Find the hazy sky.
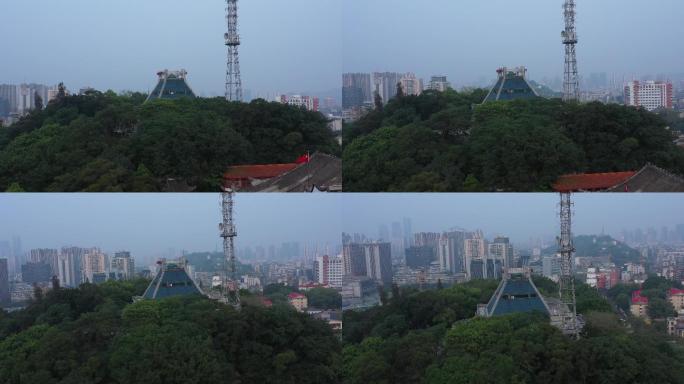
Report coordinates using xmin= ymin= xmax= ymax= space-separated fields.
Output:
xmin=1 ymin=0 xmax=342 ymax=97
xmin=341 ymin=194 xmax=684 ymax=247
xmin=343 ymin=0 xmax=684 ymax=86
xmin=2 ymin=193 xmax=683 ymax=265
xmin=1 ymin=193 xmax=344 ymax=265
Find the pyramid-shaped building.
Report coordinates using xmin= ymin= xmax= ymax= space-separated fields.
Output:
xmin=477 ymin=268 xmax=550 ymax=317
xmin=483 ymin=67 xmax=539 ymax=103
xmin=146 ymin=69 xmax=197 ymax=102
xmin=142 ymin=259 xmax=203 ymax=300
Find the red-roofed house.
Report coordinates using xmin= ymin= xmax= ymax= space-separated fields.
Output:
xmin=223 ymin=163 xmax=299 ymax=190
xmin=287 ymin=292 xmax=308 ymax=312
xmin=630 ymin=290 xmax=649 ymax=318
xmin=668 ymin=288 xmax=684 ymax=311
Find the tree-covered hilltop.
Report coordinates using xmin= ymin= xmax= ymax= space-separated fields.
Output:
xmin=342 ymin=279 xmax=684 ymax=383
xmin=542 ymin=234 xmax=642 ymax=266
xmin=0 ymin=280 xmax=342 ymax=384
xmin=342 ymin=89 xmax=684 ymax=192
xmin=0 ymin=91 xmax=339 ymax=192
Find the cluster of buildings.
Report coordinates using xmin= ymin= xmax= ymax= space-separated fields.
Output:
xmin=342 ymin=72 xmax=452 ymax=122
xmin=0 ymin=244 xmax=137 ymax=308
xmin=0 ymin=83 xmax=58 ymax=126
xmin=630 ymin=288 xmax=684 ymax=338
xmin=339 ymin=223 xmax=521 ymax=309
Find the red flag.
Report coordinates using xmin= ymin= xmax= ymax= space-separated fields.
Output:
xmin=296 ymin=153 xmax=310 ymax=164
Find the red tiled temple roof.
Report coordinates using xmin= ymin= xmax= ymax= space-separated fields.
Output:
xmin=224 ymin=163 xmax=299 ymax=180
xmin=553 ymin=171 xmax=636 ymax=192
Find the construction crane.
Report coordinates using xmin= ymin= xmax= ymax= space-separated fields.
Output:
xmin=219 ymin=189 xmax=240 ymax=308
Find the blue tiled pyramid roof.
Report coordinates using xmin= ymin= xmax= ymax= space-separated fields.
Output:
xmin=483 ymin=68 xmax=539 ymax=103
xmin=142 ymin=262 xmax=203 ymax=299
xmin=146 ymin=70 xmax=196 ymax=102
xmin=485 ymin=272 xmax=550 ymax=316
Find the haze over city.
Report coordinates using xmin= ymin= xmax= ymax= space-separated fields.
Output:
xmin=1 ymin=0 xmax=342 ymax=97
xmin=343 ymin=0 xmax=684 ymax=87
xmin=1 ymin=193 xmax=344 ymax=265
xmin=3 ymin=193 xmax=683 ymax=265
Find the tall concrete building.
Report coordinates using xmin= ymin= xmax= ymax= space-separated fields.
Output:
xmin=391 ymin=221 xmax=405 ymax=260
xmin=372 ymin=72 xmax=403 ymax=105
xmin=342 ymin=73 xmax=372 ymax=108
xmin=363 ymin=242 xmax=393 ymax=286
xmin=399 ymin=73 xmax=423 ymax=96
xmin=59 ymin=247 xmax=86 ymax=287
xmin=437 ymin=231 xmax=466 ymax=275
xmin=489 ymin=237 xmax=514 ymax=269
xmin=29 ymin=248 xmax=59 ymax=278
xmin=427 ymin=76 xmax=452 ymax=92
xmin=343 ymin=243 xmax=367 ymax=276
xmin=83 ymin=248 xmax=108 ymax=283
xmin=465 ymin=231 xmax=487 ymax=280
xmin=112 ymin=251 xmax=135 ymax=280
xmin=0 ymin=259 xmax=9 ymax=305
xmin=624 ymin=80 xmax=673 ymax=111
xmin=313 ymin=254 xmax=344 ymax=288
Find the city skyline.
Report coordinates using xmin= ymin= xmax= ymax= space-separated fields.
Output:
xmin=342 ymin=0 xmax=684 ymax=88
xmin=0 ymin=193 xmax=344 ymax=265
xmin=3 ymin=193 xmax=684 ymax=266
xmin=1 ymin=0 xmax=342 ymax=97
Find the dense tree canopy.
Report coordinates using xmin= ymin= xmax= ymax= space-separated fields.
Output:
xmin=343 ymin=90 xmax=684 ymax=191
xmin=0 ymin=281 xmax=341 ymax=384
xmin=342 ymin=278 xmax=684 ymax=383
xmin=0 ymin=92 xmax=339 ymax=191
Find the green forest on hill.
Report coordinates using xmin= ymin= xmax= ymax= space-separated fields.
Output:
xmin=0 ymin=280 xmax=341 ymax=384
xmin=341 ymin=278 xmax=684 ymax=384
xmin=342 ymin=89 xmax=684 ymax=192
xmin=0 ymin=92 xmax=338 ymax=192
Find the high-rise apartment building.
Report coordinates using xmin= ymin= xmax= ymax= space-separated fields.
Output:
xmin=465 ymin=231 xmax=486 ymax=280
xmin=624 ymin=80 xmax=673 ymax=111
xmin=372 ymin=72 xmax=403 ymax=105
xmin=29 ymin=248 xmax=59 ymax=277
xmin=59 ymin=247 xmax=86 ymax=287
xmin=399 ymin=73 xmax=423 ymax=96
xmin=427 ymin=76 xmax=452 ymax=92
xmin=111 ymin=251 xmax=135 ymax=280
xmin=489 ymin=237 xmax=514 ymax=269
xmin=0 ymin=259 xmax=9 ymax=304
xmin=437 ymin=231 xmax=467 ymax=275
xmin=363 ymin=242 xmax=393 ymax=286
xmin=313 ymin=254 xmax=344 ymax=288
xmin=342 ymin=73 xmax=372 ymax=107
xmin=343 ymin=243 xmax=367 ymax=276
xmin=83 ymin=248 xmax=108 ymax=283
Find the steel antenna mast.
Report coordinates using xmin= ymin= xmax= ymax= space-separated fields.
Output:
xmin=220 ymin=190 xmax=240 ymax=308
xmin=225 ymin=0 xmax=242 ymax=101
xmin=558 ymin=192 xmax=579 ymax=338
xmin=562 ymin=0 xmax=580 ymax=101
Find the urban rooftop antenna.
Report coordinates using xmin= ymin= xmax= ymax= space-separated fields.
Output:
xmin=219 ymin=190 xmax=240 ymax=308
xmin=225 ymin=0 xmax=242 ymax=101
xmin=558 ymin=192 xmax=579 ymax=338
xmin=562 ymin=0 xmax=580 ymax=101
